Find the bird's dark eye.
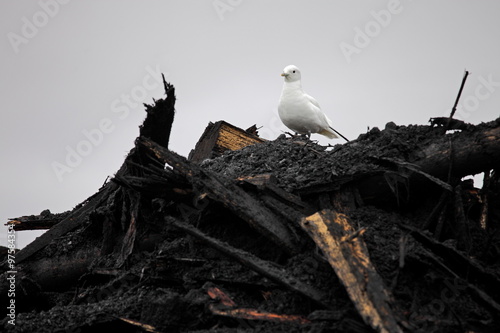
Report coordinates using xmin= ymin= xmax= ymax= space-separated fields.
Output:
xmin=292 ymin=70 xmax=296 ymax=73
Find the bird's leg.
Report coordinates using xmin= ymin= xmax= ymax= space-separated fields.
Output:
xmin=308 ymin=139 xmax=320 ymax=145
xmin=303 ymin=141 xmax=323 ymax=156
xmin=285 ymin=132 xmax=305 ymax=139
xmin=296 ymin=132 xmax=310 ymax=140
xmin=284 ymin=131 xmax=313 ymax=140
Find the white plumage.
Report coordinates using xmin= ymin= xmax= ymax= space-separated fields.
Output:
xmin=278 ymin=65 xmax=338 ymax=139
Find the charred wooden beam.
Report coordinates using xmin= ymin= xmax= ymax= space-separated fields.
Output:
xmin=415 ymin=122 xmax=500 ymax=180
xmin=6 ymin=218 xmax=60 ymax=231
xmin=6 ymin=209 xmax=67 ymax=231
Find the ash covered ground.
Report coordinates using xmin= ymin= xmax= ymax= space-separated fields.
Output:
xmin=202 ymin=122 xmax=447 ymax=191
xmin=4 ymin=120 xmax=500 ymax=333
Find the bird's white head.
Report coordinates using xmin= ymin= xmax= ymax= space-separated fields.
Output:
xmin=281 ymin=65 xmax=301 ymax=82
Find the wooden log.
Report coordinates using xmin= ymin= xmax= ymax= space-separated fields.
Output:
xmin=415 ymin=123 xmax=500 ymax=180
xmin=300 ymin=209 xmax=404 ymax=333
xmin=141 ymin=137 xmax=299 ymax=254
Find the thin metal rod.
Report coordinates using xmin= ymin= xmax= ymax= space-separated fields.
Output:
xmin=449 ymin=70 xmax=470 ymax=121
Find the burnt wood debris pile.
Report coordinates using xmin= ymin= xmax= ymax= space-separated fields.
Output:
xmin=2 ymin=78 xmax=500 ymax=333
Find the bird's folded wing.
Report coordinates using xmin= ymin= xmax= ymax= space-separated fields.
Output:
xmin=307 ymin=98 xmax=330 ymax=126
xmin=325 ymin=114 xmax=334 ymax=128
xmin=304 ymin=93 xmax=321 ymax=109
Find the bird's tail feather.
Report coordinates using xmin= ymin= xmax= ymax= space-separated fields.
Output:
xmin=318 ymin=128 xmax=339 ymax=139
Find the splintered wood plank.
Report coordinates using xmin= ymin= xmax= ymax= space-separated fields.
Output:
xmin=118 ymin=318 xmax=161 ymax=333
xmin=206 ymin=286 xmax=238 ymax=307
xmin=189 ymin=121 xmax=264 ymax=163
xmin=300 ymin=210 xmax=403 ymax=333
xmin=216 ymin=121 xmax=264 ymax=152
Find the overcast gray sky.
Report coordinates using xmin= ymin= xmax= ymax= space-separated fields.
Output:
xmin=1 ymin=0 xmax=500 ymax=249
